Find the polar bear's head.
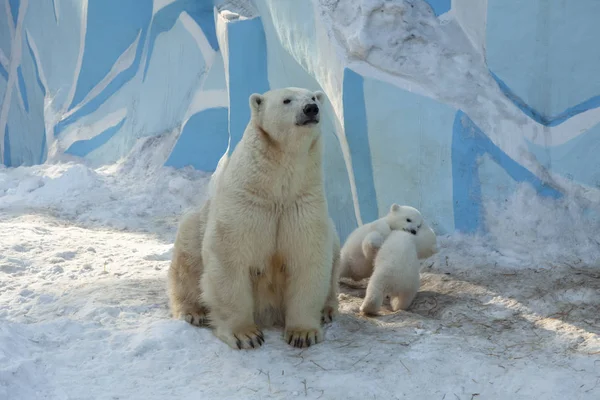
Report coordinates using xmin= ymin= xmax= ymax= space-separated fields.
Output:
xmin=384 ymin=204 xmax=423 ymax=235
xmin=414 ymin=223 xmax=438 ymax=260
xmin=249 ymin=87 xmax=325 ymax=148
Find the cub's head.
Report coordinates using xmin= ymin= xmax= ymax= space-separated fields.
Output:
xmin=385 ymin=204 xmax=423 ymax=235
xmin=249 ymin=87 xmax=325 ymax=148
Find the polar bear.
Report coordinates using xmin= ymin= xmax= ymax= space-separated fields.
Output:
xmin=168 ymin=87 xmax=339 ymax=350
xmin=339 ymin=204 xmax=424 ymax=281
xmin=359 ymin=223 xmax=438 ymax=315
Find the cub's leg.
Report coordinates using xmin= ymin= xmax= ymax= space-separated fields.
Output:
xmin=362 ymin=231 xmax=385 ymax=262
xmin=168 ymin=202 xmax=210 ymax=326
xmin=280 ymin=209 xmax=332 ymax=348
xmin=390 ymin=291 xmax=417 ymax=312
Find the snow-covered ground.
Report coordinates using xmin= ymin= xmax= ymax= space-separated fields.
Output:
xmin=1 ymin=139 xmax=599 ymax=400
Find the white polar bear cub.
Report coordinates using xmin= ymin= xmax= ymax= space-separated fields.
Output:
xmin=360 ymin=223 xmax=438 ymax=315
xmin=340 ymin=204 xmax=423 ymax=281
xmin=197 ymin=87 xmax=336 ymax=350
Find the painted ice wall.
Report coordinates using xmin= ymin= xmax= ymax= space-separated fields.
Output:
xmin=1 ymin=0 xmax=599 ymax=241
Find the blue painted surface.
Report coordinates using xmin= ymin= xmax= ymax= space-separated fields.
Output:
xmin=487 ymin=0 xmax=600 ymax=118
xmin=165 ymin=108 xmax=229 ymax=171
xmin=55 ymin=0 xmax=152 ymax=136
xmin=3 ymin=126 xmax=11 ymax=167
xmin=452 ymin=111 xmax=562 ymax=233
xmin=363 ymin=75 xmax=456 ymax=233
xmin=342 ymin=68 xmax=379 ymax=224
xmin=16 ymin=66 xmax=28 ymax=112
xmin=226 ymin=17 xmax=270 ymax=151
xmin=492 ymin=72 xmax=600 ymax=127
xmin=526 ymin=122 xmax=600 ymax=189
xmin=69 ymin=0 xmax=152 ymax=110
xmin=9 ymin=0 xmax=18 ymax=26
xmin=66 ymin=118 xmax=127 ymax=158
xmin=144 ymin=0 xmax=218 ymax=81
xmin=0 ymin=62 xmax=8 ymax=81
xmin=0 ymin=1 xmax=12 ymax=59
xmin=25 ymin=33 xmax=45 ymax=95
xmin=424 ymin=0 xmax=450 ymax=16
xmin=51 ymin=0 xmax=58 ymax=23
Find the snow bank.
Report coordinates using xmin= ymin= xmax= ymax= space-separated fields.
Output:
xmin=1 ymin=0 xmax=599 ymax=240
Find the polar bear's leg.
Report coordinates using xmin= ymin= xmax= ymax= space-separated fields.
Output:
xmin=360 ymin=266 xmax=386 ymax=315
xmin=280 ymin=214 xmax=331 ymax=348
xmin=390 ymin=291 xmax=417 ymax=311
xmin=201 ymin=255 xmax=264 ymax=350
xmin=167 ymin=250 xmax=208 ymax=326
xmin=168 ymin=204 xmax=210 ymax=326
xmin=322 ymin=221 xmax=341 ymax=324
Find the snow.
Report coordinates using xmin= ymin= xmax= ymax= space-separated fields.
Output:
xmin=1 ymin=136 xmax=599 ymax=399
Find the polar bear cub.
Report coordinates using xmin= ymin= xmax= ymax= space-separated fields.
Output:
xmin=340 ymin=204 xmax=423 ymax=281
xmin=169 ymin=87 xmax=338 ymax=350
xmin=360 ymin=222 xmax=438 ymax=315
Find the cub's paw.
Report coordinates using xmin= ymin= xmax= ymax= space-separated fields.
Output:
xmin=321 ymin=305 xmax=338 ymax=324
xmin=284 ymin=327 xmax=323 ymax=348
xmin=215 ymin=325 xmax=264 ymax=350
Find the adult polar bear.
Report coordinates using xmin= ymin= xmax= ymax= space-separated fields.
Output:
xmin=168 ymin=87 xmax=341 ymax=350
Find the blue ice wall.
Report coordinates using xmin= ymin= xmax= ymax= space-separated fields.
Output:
xmin=1 ymin=0 xmax=599 ymax=240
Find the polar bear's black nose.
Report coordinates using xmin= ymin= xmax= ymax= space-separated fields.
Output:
xmin=303 ymin=103 xmax=319 ymax=117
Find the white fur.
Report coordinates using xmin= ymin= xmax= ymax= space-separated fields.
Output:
xmin=339 ymin=204 xmax=424 ymax=281
xmin=360 ymin=224 xmax=438 ymax=315
xmin=168 ymin=87 xmax=338 ymax=350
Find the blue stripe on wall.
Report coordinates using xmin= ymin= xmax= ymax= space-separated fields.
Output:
xmin=424 ymin=0 xmax=451 ymax=16
xmin=8 ymin=0 xmax=18 ymax=26
xmin=65 ymin=117 xmax=127 ymax=157
xmin=491 ymin=71 xmax=600 ymax=127
xmin=0 ymin=62 xmax=8 ymax=81
xmin=226 ymin=17 xmax=270 ymax=151
xmin=3 ymin=125 xmax=11 ymax=167
xmin=68 ymin=0 xmax=153 ymax=111
xmin=342 ymin=68 xmax=379 ymax=224
xmin=452 ymin=111 xmax=562 ymax=233
xmin=165 ymin=107 xmax=229 ymax=171
xmin=25 ymin=33 xmax=46 ymax=96
xmin=17 ymin=66 xmax=29 ymax=112
xmin=55 ymin=0 xmax=152 ymax=136
xmin=143 ymin=0 xmax=218 ymax=81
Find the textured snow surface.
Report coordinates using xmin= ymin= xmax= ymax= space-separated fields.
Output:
xmin=1 ymin=141 xmax=598 ymax=399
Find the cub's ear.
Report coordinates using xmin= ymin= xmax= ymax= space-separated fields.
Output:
xmin=313 ymin=90 xmax=325 ymax=103
xmin=249 ymin=93 xmax=264 ymax=114
xmin=390 ymin=203 xmax=400 ymax=212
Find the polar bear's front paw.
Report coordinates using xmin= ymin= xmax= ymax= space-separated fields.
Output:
xmin=321 ymin=305 xmax=337 ymax=324
xmin=216 ymin=325 xmax=265 ymax=350
xmin=183 ymin=310 xmax=209 ymax=327
xmin=285 ymin=327 xmax=323 ymax=348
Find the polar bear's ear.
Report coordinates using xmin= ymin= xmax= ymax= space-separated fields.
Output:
xmin=390 ymin=203 xmax=400 ymax=212
xmin=313 ymin=91 xmax=325 ymax=103
xmin=249 ymin=93 xmax=264 ymax=114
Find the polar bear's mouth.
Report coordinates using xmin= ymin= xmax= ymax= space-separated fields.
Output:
xmin=403 ymin=227 xmax=418 ymax=235
xmin=296 ymin=115 xmax=319 ymax=126
xmin=297 ymin=118 xmax=319 ymax=126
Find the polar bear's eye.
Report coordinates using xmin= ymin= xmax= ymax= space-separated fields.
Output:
xmin=311 ymin=96 xmax=316 ymax=101
xmin=406 ymin=218 xmax=412 ymax=223
xmin=283 ymin=99 xmax=291 ymax=104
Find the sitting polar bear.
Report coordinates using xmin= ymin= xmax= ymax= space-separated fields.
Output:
xmin=167 ymin=87 xmax=341 ymax=350
xmin=339 ymin=204 xmax=424 ymax=281
xmin=360 ymin=221 xmax=438 ymax=315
